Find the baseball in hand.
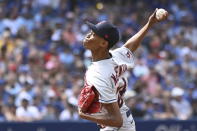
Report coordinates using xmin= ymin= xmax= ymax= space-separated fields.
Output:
xmin=156 ymin=8 xmax=168 ymax=20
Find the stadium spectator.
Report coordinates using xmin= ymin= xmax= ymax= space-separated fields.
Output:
xmin=16 ymin=98 xmax=41 ymax=122
xmin=170 ymin=87 xmax=192 ymax=120
xmin=4 ymin=104 xmax=19 ymax=121
xmin=59 ymin=100 xmax=79 ymax=121
xmin=42 ymin=104 xmax=58 ymax=121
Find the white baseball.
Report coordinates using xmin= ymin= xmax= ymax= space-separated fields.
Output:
xmin=156 ymin=8 xmax=167 ymax=20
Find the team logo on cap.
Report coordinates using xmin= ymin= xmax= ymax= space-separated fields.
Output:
xmin=104 ymin=34 xmax=109 ymax=39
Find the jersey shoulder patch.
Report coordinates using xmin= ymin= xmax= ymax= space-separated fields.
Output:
xmin=110 ymin=47 xmax=135 ymax=69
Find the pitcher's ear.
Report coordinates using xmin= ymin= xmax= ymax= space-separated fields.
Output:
xmin=100 ymin=40 xmax=108 ymax=48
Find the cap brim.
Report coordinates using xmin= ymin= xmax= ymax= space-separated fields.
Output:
xmin=86 ymin=21 xmax=99 ymax=34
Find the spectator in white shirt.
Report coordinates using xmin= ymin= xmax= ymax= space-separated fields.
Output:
xmin=59 ymin=101 xmax=79 ymax=121
xmin=16 ymin=98 xmax=41 ymax=122
xmin=170 ymin=87 xmax=192 ymax=120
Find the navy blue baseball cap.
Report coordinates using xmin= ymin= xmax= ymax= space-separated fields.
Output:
xmin=86 ymin=21 xmax=120 ymax=49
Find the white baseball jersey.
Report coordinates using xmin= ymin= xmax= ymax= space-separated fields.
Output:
xmin=84 ymin=47 xmax=136 ymax=131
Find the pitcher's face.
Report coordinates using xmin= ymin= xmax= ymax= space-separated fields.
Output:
xmin=83 ymin=31 xmax=106 ymax=50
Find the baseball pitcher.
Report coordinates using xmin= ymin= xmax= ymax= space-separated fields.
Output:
xmin=78 ymin=9 xmax=168 ymax=131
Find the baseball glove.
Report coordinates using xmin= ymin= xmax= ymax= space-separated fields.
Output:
xmin=78 ymin=85 xmax=101 ymax=113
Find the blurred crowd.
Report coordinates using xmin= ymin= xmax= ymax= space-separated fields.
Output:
xmin=0 ymin=0 xmax=197 ymax=122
